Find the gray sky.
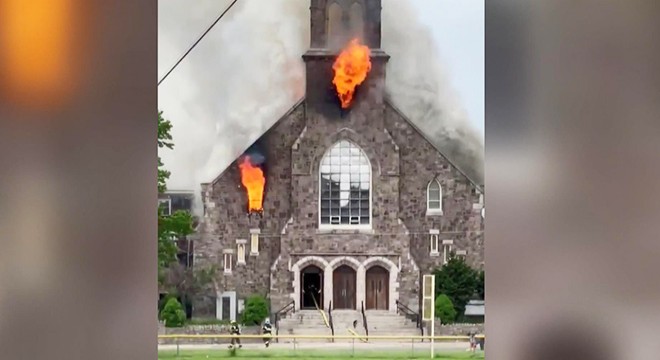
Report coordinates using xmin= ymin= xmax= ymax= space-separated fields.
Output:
xmin=409 ymin=0 xmax=484 ymax=138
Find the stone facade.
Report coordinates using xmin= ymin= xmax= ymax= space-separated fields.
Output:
xmin=194 ymin=0 xmax=484 ymax=320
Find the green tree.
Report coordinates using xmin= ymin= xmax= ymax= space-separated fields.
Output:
xmin=433 ymin=253 xmax=479 ymax=318
xmin=157 ymin=111 xmax=194 ymax=282
xmin=162 ymin=262 xmax=217 ymax=318
xmin=158 ymin=111 xmax=173 ymax=193
xmin=160 ymin=297 xmax=186 ymax=328
xmin=241 ymin=295 xmax=269 ymax=326
xmin=435 ymin=294 xmax=457 ymax=324
xmin=476 ymin=270 xmax=485 ymax=300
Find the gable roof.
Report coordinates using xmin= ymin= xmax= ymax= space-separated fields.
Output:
xmin=384 ymin=95 xmax=484 ymax=192
xmin=204 ymin=95 xmax=483 ymax=193
xmin=203 ymin=97 xmax=306 ymax=186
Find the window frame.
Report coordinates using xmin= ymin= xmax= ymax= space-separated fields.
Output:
xmin=430 ymin=230 xmax=440 ymax=256
xmin=426 ymin=179 xmax=443 ymax=216
xmin=442 ymin=239 xmax=453 ymax=265
xmin=158 ymin=198 xmax=172 ymax=216
xmin=223 ymin=251 xmax=233 ymax=274
xmin=236 ymin=239 xmax=247 ymax=265
xmin=318 ymin=140 xmax=372 ymax=230
xmin=249 ymin=229 xmax=260 ymax=255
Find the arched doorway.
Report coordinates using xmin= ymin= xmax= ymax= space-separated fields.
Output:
xmin=365 ymin=266 xmax=389 ymax=310
xmin=333 ymin=265 xmax=357 ymax=309
xmin=301 ymin=265 xmax=324 ymax=309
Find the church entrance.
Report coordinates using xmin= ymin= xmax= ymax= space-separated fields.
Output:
xmin=365 ymin=266 xmax=389 ymax=310
xmin=333 ymin=265 xmax=356 ymax=309
xmin=301 ymin=265 xmax=323 ymax=309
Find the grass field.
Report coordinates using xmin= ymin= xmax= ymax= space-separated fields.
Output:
xmin=158 ymin=349 xmax=485 ymax=359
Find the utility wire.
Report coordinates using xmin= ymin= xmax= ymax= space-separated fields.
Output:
xmin=158 ymin=0 xmax=239 ymax=86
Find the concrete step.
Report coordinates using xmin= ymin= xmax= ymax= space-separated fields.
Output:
xmin=281 ymin=321 xmax=327 ymax=325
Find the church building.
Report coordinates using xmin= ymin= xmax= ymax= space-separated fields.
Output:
xmin=194 ymin=0 xmax=484 ymax=323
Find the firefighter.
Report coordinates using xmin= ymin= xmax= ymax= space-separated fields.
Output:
xmin=228 ymin=320 xmax=242 ymax=349
xmin=468 ymin=331 xmax=478 ymax=353
xmin=262 ymin=318 xmax=273 ymax=348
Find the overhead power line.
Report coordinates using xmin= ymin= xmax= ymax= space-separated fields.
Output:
xmin=158 ymin=0 xmax=239 ymax=86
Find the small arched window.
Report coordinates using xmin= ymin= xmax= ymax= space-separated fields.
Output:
xmin=327 ymin=2 xmax=343 ymax=49
xmin=349 ymin=2 xmax=364 ymax=41
xmin=427 ymin=179 xmax=443 ymax=215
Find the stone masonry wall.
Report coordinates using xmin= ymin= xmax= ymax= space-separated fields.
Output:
xmin=268 ymin=54 xmax=420 ymax=312
xmin=195 ymin=102 xmax=306 ymax=310
xmin=384 ymin=103 xmax=484 ymax=274
xmin=196 ymin=37 xmax=484 ymax=319
xmin=432 ymin=323 xmax=485 ymax=336
xmin=158 ymin=324 xmax=262 ymax=344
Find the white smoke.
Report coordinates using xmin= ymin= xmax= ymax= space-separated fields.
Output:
xmin=381 ymin=0 xmax=484 ymax=183
xmin=158 ymin=0 xmax=483 ymax=215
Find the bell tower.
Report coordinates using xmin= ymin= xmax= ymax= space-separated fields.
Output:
xmin=309 ymin=0 xmax=383 ymax=51
xmin=303 ymin=0 xmax=389 ymax=115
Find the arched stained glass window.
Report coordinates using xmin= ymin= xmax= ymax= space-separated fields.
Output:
xmin=319 ymin=140 xmax=371 ymax=227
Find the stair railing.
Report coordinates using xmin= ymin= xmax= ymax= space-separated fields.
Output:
xmin=328 ymin=300 xmax=335 ymax=342
xmin=360 ymin=301 xmax=369 ymax=340
xmin=395 ymin=300 xmax=424 ymax=340
xmin=273 ymin=300 xmax=295 ymax=343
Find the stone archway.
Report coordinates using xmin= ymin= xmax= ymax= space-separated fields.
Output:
xmin=362 ymin=257 xmax=399 ymax=312
xmin=333 ymin=265 xmax=357 ymax=309
xmin=300 ymin=264 xmax=324 ymax=309
xmin=327 ymin=256 xmax=362 ymax=310
xmin=365 ymin=265 xmax=389 ymax=310
xmin=291 ymin=256 xmax=330 ymax=311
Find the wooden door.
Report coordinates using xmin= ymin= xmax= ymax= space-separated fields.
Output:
xmin=333 ymin=265 xmax=356 ymax=309
xmin=366 ymin=266 xmax=389 ymax=310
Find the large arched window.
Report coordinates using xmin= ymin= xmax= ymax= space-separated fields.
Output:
xmin=319 ymin=140 xmax=371 ymax=227
xmin=427 ymin=179 xmax=443 ymax=215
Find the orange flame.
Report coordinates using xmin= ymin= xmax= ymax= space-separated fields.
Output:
xmin=238 ymin=156 xmax=265 ymax=213
xmin=332 ymin=38 xmax=372 ymax=109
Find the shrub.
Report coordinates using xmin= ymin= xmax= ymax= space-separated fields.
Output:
xmin=158 ymin=294 xmax=176 ymax=318
xmin=435 ymin=294 xmax=457 ymax=324
xmin=241 ymin=295 xmax=269 ymax=326
xmin=160 ymin=297 xmax=186 ymax=328
xmin=433 ymin=255 xmax=479 ymax=317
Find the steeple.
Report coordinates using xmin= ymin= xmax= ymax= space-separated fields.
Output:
xmin=303 ymin=0 xmax=389 ymax=115
xmin=309 ymin=0 xmax=382 ymax=51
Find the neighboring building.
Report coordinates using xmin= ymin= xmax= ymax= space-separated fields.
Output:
xmin=159 ymin=190 xmax=197 ymax=268
xmin=158 ymin=190 xmax=197 ymax=318
xmin=194 ymin=0 xmax=484 ymax=322
xmin=464 ymin=299 xmax=485 ymax=323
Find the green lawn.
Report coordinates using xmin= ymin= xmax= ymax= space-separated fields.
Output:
xmin=158 ymin=349 xmax=485 ymax=359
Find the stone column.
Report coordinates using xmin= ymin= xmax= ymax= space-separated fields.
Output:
xmin=324 ymin=263 xmax=333 ymax=309
xmin=356 ymin=264 xmax=366 ymax=309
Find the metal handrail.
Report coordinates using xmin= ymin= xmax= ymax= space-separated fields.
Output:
xmin=360 ymin=301 xmax=369 ymax=338
xmin=158 ymin=334 xmax=485 ymax=340
xmin=273 ymin=300 xmax=295 ymax=343
xmin=395 ymin=300 xmax=424 ymax=339
xmin=327 ymin=301 xmax=335 ymax=342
